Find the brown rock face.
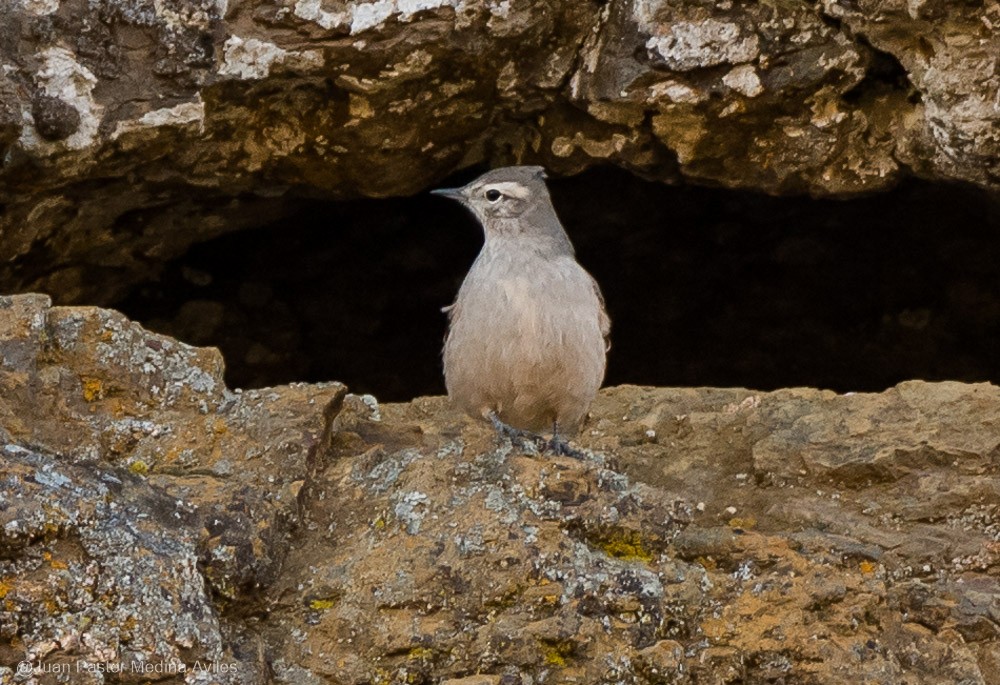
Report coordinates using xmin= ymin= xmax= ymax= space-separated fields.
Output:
xmin=2 ymin=294 xmax=998 ymax=683
xmin=0 ymin=0 xmax=999 ymax=303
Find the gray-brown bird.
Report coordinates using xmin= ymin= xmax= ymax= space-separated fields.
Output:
xmin=432 ymin=166 xmax=610 ymax=454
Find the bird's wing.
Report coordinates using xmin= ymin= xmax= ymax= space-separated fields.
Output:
xmin=591 ymin=275 xmax=612 ymax=352
xmin=441 ymin=300 xmax=460 ymax=343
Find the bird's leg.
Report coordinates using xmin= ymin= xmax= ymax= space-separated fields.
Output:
xmin=544 ymin=421 xmax=586 ymax=459
xmin=487 ymin=411 xmax=544 ymax=452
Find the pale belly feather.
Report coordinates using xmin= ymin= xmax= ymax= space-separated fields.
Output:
xmin=444 ymin=251 xmax=606 ymax=433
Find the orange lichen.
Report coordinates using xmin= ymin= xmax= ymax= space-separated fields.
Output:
xmin=43 ymin=552 xmax=68 ymax=570
xmin=82 ymin=377 xmax=104 ymax=402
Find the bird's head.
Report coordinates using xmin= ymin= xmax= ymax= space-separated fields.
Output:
xmin=431 ymin=165 xmax=553 ymax=222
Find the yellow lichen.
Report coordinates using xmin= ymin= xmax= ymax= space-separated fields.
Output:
xmin=728 ymin=517 xmax=757 ymax=530
xmin=540 ymin=641 xmax=573 ymax=667
xmin=696 ymin=556 xmax=717 ymax=571
xmin=82 ymin=377 xmax=104 ymax=402
xmin=309 ymin=598 xmax=335 ymax=611
xmin=859 ymin=560 xmax=876 ymax=575
xmin=406 ymin=647 xmax=433 ymax=661
xmin=129 ymin=460 xmax=149 ymax=476
xmin=598 ymin=530 xmax=654 ymax=562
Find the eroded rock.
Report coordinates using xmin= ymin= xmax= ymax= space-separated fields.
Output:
xmin=0 ymin=1 xmax=998 ymax=303
xmin=1 ymin=295 xmax=998 ymax=683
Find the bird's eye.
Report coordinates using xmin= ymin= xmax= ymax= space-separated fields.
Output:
xmin=485 ymin=189 xmax=502 ymax=202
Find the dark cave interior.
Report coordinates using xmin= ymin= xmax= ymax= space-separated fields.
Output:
xmin=112 ymin=166 xmax=1000 ymax=402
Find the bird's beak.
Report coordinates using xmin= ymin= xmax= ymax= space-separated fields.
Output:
xmin=430 ymin=187 xmax=465 ymax=202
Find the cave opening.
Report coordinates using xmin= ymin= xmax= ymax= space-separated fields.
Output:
xmin=112 ymin=166 xmax=1000 ymax=402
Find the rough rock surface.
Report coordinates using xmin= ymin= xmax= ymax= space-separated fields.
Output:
xmin=1 ymin=0 xmax=1000 ymax=302
xmin=0 ymin=293 xmax=345 ymax=683
xmin=1 ymin=294 xmax=999 ymax=684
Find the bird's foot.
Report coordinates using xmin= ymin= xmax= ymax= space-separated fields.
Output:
xmin=487 ymin=412 xmax=544 ymax=452
xmin=544 ymin=436 xmax=586 ymax=459
xmin=485 ymin=413 xmax=586 ymax=458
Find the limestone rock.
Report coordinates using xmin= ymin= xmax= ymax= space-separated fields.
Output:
xmin=0 ymin=1 xmax=999 ymax=303
xmin=1 ymin=294 xmax=999 ymax=683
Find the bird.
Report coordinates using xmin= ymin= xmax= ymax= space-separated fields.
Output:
xmin=432 ymin=165 xmax=610 ymax=455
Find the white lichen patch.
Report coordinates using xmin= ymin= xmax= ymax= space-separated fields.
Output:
xmin=294 ymin=0 xmax=460 ymax=35
xmin=351 ymin=0 xmax=396 ymax=32
xmin=19 ymin=0 xmax=60 ymax=15
xmin=393 ymin=491 xmax=430 ymax=534
xmin=294 ymin=0 xmax=349 ymax=29
xmin=722 ymin=64 xmax=764 ymax=97
xmin=646 ymin=20 xmax=760 ymax=71
xmin=21 ymin=47 xmax=103 ymax=152
xmin=359 ymin=394 xmax=382 ymax=421
xmin=111 ymin=98 xmax=206 ymax=140
xmin=486 ymin=0 xmax=512 ymax=18
xmin=219 ymin=36 xmax=288 ymax=80
xmin=153 ymin=0 xmax=220 ymax=30
xmin=398 ymin=0 xmax=455 ymax=17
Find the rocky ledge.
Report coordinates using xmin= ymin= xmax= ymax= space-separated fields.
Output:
xmin=3 ymin=0 xmax=1000 ymax=303
xmin=1 ymin=293 xmax=998 ymax=684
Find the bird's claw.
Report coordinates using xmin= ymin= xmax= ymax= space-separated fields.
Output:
xmin=487 ymin=412 xmax=585 ymax=458
xmin=544 ymin=437 xmax=585 ymax=459
xmin=489 ymin=412 xmax=530 ymax=439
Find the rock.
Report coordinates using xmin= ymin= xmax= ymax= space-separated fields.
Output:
xmin=635 ymin=639 xmax=684 ymax=683
xmin=0 ymin=1 xmax=999 ymax=302
xmin=441 ymin=677 xmax=503 ymax=685
xmin=1 ymin=443 xmax=232 ymax=683
xmin=30 ymin=94 xmax=81 ymax=141
xmin=0 ymin=294 xmax=345 ymax=681
xmin=1 ymin=295 xmax=999 ymax=682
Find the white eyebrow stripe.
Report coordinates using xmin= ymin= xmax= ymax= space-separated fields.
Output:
xmin=482 ymin=181 xmax=530 ymax=199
